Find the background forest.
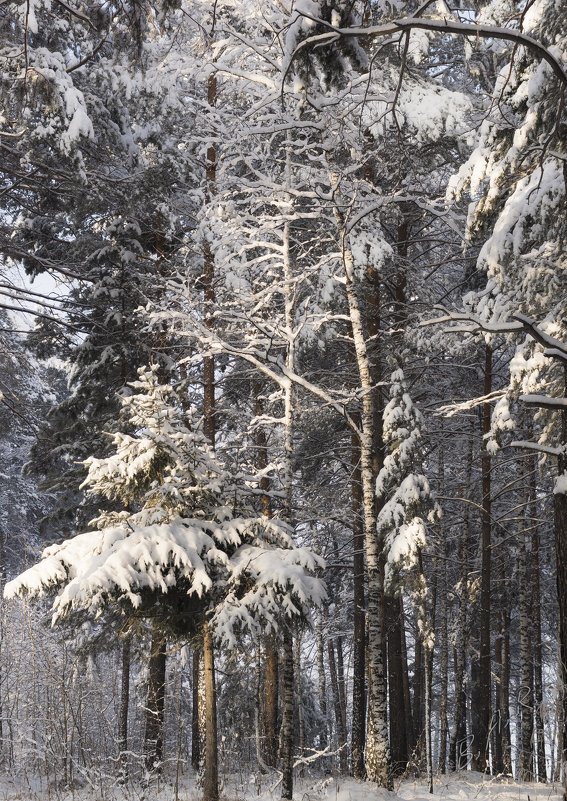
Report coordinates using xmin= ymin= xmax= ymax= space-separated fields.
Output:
xmin=0 ymin=1 xmax=566 ymax=800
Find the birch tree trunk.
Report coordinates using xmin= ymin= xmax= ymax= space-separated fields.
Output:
xmin=333 ymin=209 xmax=390 ymax=788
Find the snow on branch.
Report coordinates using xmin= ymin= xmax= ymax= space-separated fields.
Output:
xmin=285 ymin=14 xmax=567 ymax=89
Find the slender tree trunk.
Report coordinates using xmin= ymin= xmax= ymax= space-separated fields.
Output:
xmin=337 ymin=215 xmax=390 ymax=787
xmin=351 ymin=429 xmax=366 ymax=778
xmin=254 ymin=384 xmax=280 ymax=768
xmin=316 ymin=619 xmax=329 ymax=752
xmin=438 ymin=570 xmax=449 ymax=774
xmin=473 ymin=343 xmax=492 ymax=773
xmin=493 ymin=597 xmax=512 ymax=775
xmin=281 ymin=627 xmax=294 ymax=800
xmin=555 ymin=367 xmax=567 ymax=801
xmin=118 ymin=638 xmax=131 ymax=783
xmin=144 ymin=630 xmax=167 ymax=776
xmin=328 ymin=636 xmax=348 ymax=773
xmin=191 ymin=649 xmax=204 ymax=771
xmin=386 ymin=595 xmax=408 ymax=776
xmin=202 ymin=621 xmax=218 ymax=801
xmin=529 ymin=453 xmax=547 ymax=782
xmin=263 ymin=638 xmax=279 ymax=767
xmin=518 ymin=456 xmax=534 ymax=781
xmin=280 ymin=157 xmax=296 ymax=799
xmin=450 ymin=429 xmax=473 ymax=772
xmin=400 ymin=597 xmax=415 ymax=758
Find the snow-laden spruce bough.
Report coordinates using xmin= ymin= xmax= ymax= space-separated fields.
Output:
xmin=4 ymin=367 xmax=325 ymax=681
xmin=5 ymin=367 xmax=325 ymax=637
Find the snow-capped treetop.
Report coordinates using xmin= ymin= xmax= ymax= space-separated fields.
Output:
xmin=82 ymin=365 xmax=228 ymax=528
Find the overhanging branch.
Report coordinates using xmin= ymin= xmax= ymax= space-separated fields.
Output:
xmin=286 ymin=14 xmax=567 ymax=88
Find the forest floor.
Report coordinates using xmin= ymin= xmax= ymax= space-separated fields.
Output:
xmin=0 ymin=771 xmax=561 ymax=801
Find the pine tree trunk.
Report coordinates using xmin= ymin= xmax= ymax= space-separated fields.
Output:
xmin=328 ymin=636 xmax=348 ymax=773
xmin=438 ymin=573 xmax=449 ymax=774
xmin=400 ymin=597 xmax=415 ymax=758
xmin=316 ymin=619 xmax=329 ymax=752
xmin=203 ymin=621 xmax=218 ymax=801
xmin=518 ymin=462 xmax=534 ymax=781
xmin=192 ymin=648 xmax=203 ymax=771
xmin=263 ymin=637 xmax=279 ymax=767
xmin=144 ymin=629 xmax=167 ymax=776
xmin=475 ymin=343 xmax=492 ymax=773
xmin=449 ymin=429 xmax=473 ymax=772
xmin=386 ymin=596 xmax=408 ymax=776
xmin=280 ymin=627 xmax=294 ymax=800
xmin=118 ymin=637 xmax=130 ymax=783
xmin=555 ymin=376 xmax=567 ymax=801
xmin=351 ymin=429 xmax=366 ymax=778
xmin=529 ymin=455 xmax=547 ymax=782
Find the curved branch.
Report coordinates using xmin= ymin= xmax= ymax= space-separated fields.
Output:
xmin=287 ymin=15 xmax=567 ymax=88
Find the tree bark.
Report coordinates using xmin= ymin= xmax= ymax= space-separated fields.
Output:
xmin=144 ymin=629 xmax=167 ymax=776
xmin=202 ymin=621 xmax=218 ymax=801
xmin=386 ymin=595 xmax=408 ymax=776
xmin=473 ymin=343 xmax=492 ymax=773
xmin=118 ymin=637 xmax=130 ymax=783
xmin=555 ymin=367 xmax=567 ymax=801
xmin=518 ymin=456 xmax=534 ymax=781
xmin=529 ymin=454 xmax=547 ymax=782
xmin=351 ymin=429 xmax=366 ymax=778
xmin=280 ymin=627 xmax=294 ymax=800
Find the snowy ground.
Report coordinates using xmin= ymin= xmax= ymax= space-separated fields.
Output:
xmin=0 ymin=772 xmax=561 ymax=801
